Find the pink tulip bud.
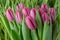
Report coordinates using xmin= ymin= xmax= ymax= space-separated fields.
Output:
xmin=19 ymin=2 xmax=24 ymax=9
xmin=39 ymin=8 xmax=44 ymax=15
xmin=22 ymin=7 xmax=30 ymax=16
xmin=42 ymin=12 xmax=50 ymax=23
xmin=49 ymin=8 xmax=55 ymax=20
xmin=41 ymin=4 xmax=48 ymax=13
xmin=16 ymin=11 xmax=23 ymax=24
xmin=16 ymin=5 xmax=19 ymax=11
xmin=25 ymin=16 xmax=37 ymax=30
xmin=30 ymin=8 xmax=36 ymax=19
xmin=39 ymin=8 xmax=45 ymax=22
xmin=6 ymin=8 xmax=14 ymax=22
xmin=49 ymin=8 xmax=55 ymax=25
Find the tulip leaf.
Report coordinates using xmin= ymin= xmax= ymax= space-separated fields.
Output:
xmin=36 ymin=11 xmax=42 ymax=40
xmin=16 ymin=23 xmax=23 ymax=40
xmin=31 ymin=30 xmax=38 ymax=40
xmin=0 ymin=14 xmax=21 ymax=40
xmin=42 ymin=22 xmax=52 ymax=40
xmin=0 ymin=14 xmax=13 ymax=40
xmin=11 ymin=29 xmax=20 ymax=40
xmin=22 ymin=17 xmax=31 ymax=40
xmin=56 ymin=0 xmax=60 ymax=40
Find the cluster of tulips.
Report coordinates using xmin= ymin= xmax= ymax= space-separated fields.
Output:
xmin=5 ymin=2 xmax=56 ymax=40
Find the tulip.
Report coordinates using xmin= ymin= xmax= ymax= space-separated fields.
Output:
xmin=30 ymin=8 xmax=36 ymax=19
xmin=16 ymin=5 xmax=20 ymax=11
xmin=49 ymin=8 xmax=55 ymax=25
xmin=41 ymin=4 xmax=48 ymax=13
xmin=16 ymin=11 xmax=23 ymax=24
xmin=25 ymin=16 xmax=37 ymax=30
xmin=19 ymin=2 xmax=24 ymax=9
xmin=39 ymin=8 xmax=44 ymax=15
xmin=42 ymin=12 xmax=50 ymax=23
xmin=38 ymin=8 xmax=45 ymax=22
xmin=5 ymin=8 xmax=14 ymax=22
xmin=49 ymin=8 xmax=55 ymax=21
xmin=22 ymin=7 xmax=30 ymax=16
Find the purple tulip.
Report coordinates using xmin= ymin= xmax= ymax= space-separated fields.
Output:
xmin=16 ymin=5 xmax=20 ymax=11
xmin=49 ymin=8 xmax=55 ymax=20
xmin=22 ymin=7 xmax=30 ymax=16
xmin=42 ymin=12 xmax=50 ymax=23
xmin=30 ymin=8 xmax=36 ymax=19
xmin=41 ymin=4 xmax=48 ymax=13
xmin=19 ymin=2 xmax=24 ymax=9
xmin=5 ymin=8 xmax=14 ymax=22
xmin=39 ymin=8 xmax=44 ymax=15
xmin=49 ymin=8 xmax=56 ymax=25
xmin=25 ymin=16 xmax=37 ymax=30
xmin=16 ymin=11 xmax=23 ymax=24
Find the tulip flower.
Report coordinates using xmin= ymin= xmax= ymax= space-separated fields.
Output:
xmin=42 ymin=12 xmax=50 ymax=23
xmin=49 ymin=8 xmax=55 ymax=25
xmin=39 ymin=8 xmax=44 ymax=15
xmin=16 ymin=5 xmax=20 ymax=11
xmin=30 ymin=8 xmax=36 ymax=19
xmin=19 ymin=2 xmax=24 ymax=9
xmin=25 ymin=16 xmax=37 ymax=30
xmin=16 ymin=11 xmax=23 ymax=24
xmin=49 ymin=8 xmax=55 ymax=21
xmin=41 ymin=4 xmax=48 ymax=13
xmin=22 ymin=7 xmax=30 ymax=16
xmin=5 ymin=8 xmax=14 ymax=22
xmin=39 ymin=8 xmax=45 ymax=22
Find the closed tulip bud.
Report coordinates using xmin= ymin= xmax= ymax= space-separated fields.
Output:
xmin=16 ymin=5 xmax=19 ymax=11
xmin=19 ymin=2 xmax=24 ymax=9
xmin=42 ymin=12 xmax=50 ymax=23
xmin=30 ymin=8 xmax=36 ymax=19
xmin=39 ymin=8 xmax=44 ymax=15
xmin=39 ymin=8 xmax=45 ymax=22
xmin=16 ymin=11 xmax=23 ymax=24
xmin=49 ymin=8 xmax=55 ymax=20
xmin=41 ymin=4 xmax=48 ymax=13
xmin=22 ymin=7 xmax=30 ymax=16
xmin=6 ymin=8 xmax=14 ymax=22
xmin=49 ymin=8 xmax=55 ymax=25
xmin=16 ymin=11 xmax=23 ymax=23
xmin=25 ymin=16 xmax=37 ymax=30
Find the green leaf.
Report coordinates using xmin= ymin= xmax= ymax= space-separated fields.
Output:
xmin=22 ymin=17 xmax=31 ymax=40
xmin=0 ymin=14 xmax=21 ymax=40
xmin=36 ymin=11 xmax=43 ymax=40
xmin=31 ymin=30 xmax=38 ymax=40
xmin=42 ymin=22 xmax=52 ymax=40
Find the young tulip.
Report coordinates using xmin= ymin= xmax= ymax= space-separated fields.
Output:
xmin=42 ymin=12 xmax=50 ymax=23
xmin=39 ymin=8 xmax=44 ymax=15
xmin=16 ymin=5 xmax=20 ymax=11
xmin=25 ymin=16 xmax=37 ymax=30
xmin=41 ymin=4 xmax=48 ymax=13
xmin=19 ymin=2 xmax=24 ymax=9
xmin=30 ymin=8 xmax=36 ymax=19
xmin=5 ymin=8 xmax=14 ymax=22
xmin=16 ymin=11 xmax=23 ymax=24
xmin=49 ymin=8 xmax=55 ymax=21
xmin=22 ymin=7 xmax=30 ymax=16
xmin=49 ymin=8 xmax=55 ymax=25
xmin=39 ymin=8 xmax=45 ymax=22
